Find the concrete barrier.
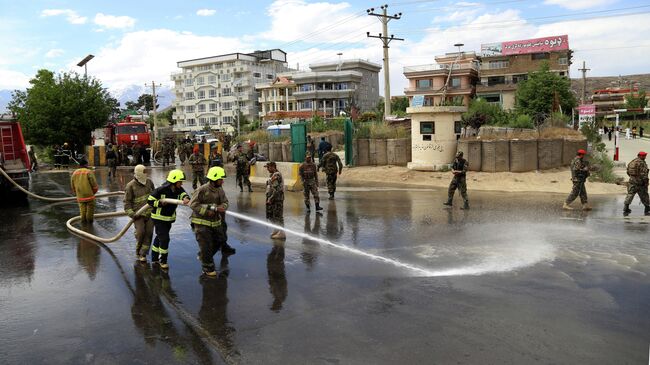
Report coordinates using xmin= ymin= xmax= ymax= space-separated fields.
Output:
xmin=356 ymin=138 xmax=370 ymax=166
xmin=269 ymin=142 xmax=283 ymax=162
xmin=351 ymin=139 xmax=358 ymax=166
xmin=481 ymin=140 xmax=509 ymax=172
xmin=86 ymin=145 xmax=107 ymax=166
xmin=259 ymin=142 xmax=269 ymax=160
xmin=562 ymin=139 xmax=588 ymax=165
xmin=369 ymin=139 xmax=387 ymax=165
xmin=281 ymin=143 xmax=291 ymax=162
xmin=249 ymin=161 xmax=302 ymax=191
xmin=510 ymin=139 xmax=538 ymax=172
xmin=387 ymin=138 xmax=409 ymax=165
xmin=538 ymin=139 xmax=563 ymax=170
xmin=457 ymin=140 xmax=482 ymax=171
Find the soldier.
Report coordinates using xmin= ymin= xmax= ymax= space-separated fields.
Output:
xmin=162 ymin=138 xmax=171 ymax=167
xmin=70 ymin=157 xmax=98 ymax=223
xmin=119 ymin=144 xmax=128 ymax=166
xmin=563 ymin=149 xmax=591 ymax=211
xmin=177 ymin=142 xmax=187 ymax=166
xmin=265 ymin=161 xmax=286 ymax=240
xmin=28 ymin=146 xmax=38 ymax=171
xmin=188 ymin=146 xmax=207 ymax=189
xmin=318 ymin=146 xmax=343 ymax=200
xmin=208 ymin=148 xmax=223 ymax=168
xmin=190 ymin=166 xmax=229 ymax=277
xmin=147 ymin=169 xmax=190 ymax=269
xmin=306 ymin=135 xmax=316 ymax=160
xmin=443 ymin=151 xmax=469 ymax=209
xmin=124 ymin=165 xmax=155 ymax=262
xmin=299 ymin=153 xmax=323 ymax=212
xmin=106 ymin=143 xmax=117 ymax=178
xmin=623 ymin=151 xmax=650 ymax=216
xmin=132 ymin=142 xmax=142 ymax=166
xmin=234 ymin=144 xmax=252 ymax=192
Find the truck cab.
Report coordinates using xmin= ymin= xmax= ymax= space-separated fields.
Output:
xmin=0 ymin=119 xmax=31 ymax=197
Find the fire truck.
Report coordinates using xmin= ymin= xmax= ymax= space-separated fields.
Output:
xmin=104 ymin=115 xmax=151 ymax=148
xmin=0 ymin=117 xmax=31 ymax=197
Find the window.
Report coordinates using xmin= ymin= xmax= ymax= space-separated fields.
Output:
xmin=512 ymin=74 xmax=528 ymax=84
xmin=209 ymin=117 xmax=218 ymax=125
xmin=222 ymin=88 xmax=231 ymax=96
xmin=209 ymin=89 xmax=217 ymax=98
xmin=223 ymin=116 xmax=233 ymax=124
xmin=416 ymin=79 xmax=432 ymax=89
xmin=222 ymin=102 xmax=232 ymax=110
xmin=199 ymin=117 xmax=207 ymax=126
xmin=238 ymin=101 xmax=245 ymax=107
xmin=450 ymin=77 xmax=461 ymax=89
xmin=253 ymin=72 xmax=261 ymax=78
xmin=558 ymin=57 xmax=568 ymax=65
xmin=196 ymin=77 xmax=204 ymax=86
xmin=481 ymin=94 xmax=501 ymax=104
xmin=335 ymin=83 xmax=349 ymax=90
xmin=488 ymin=60 xmax=509 ymax=69
xmin=221 ymin=75 xmax=231 ymax=82
xmin=300 ymin=100 xmax=313 ymax=110
xmin=226 ymin=61 xmax=235 ymax=67
xmin=209 ymin=103 xmax=218 ymax=112
xmin=185 ymin=92 xmax=195 ymax=100
xmin=208 ymin=75 xmax=217 ymax=84
xmin=215 ymin=63 xmax=222 ymax=69
xmin=454 ymin=121 xmax=462 ymax=135
xmin=184 ymin=79 xmax=193 ymax=86
xmin=266 ymin=74 xmax=273 ymax=80
xmin=197 ymin=90 xmax=205 ymax=99
xmin=198 ymin=104 xmax=206 ymax=112
xmin=117 ymin=125 xmax=146 ymax=134
xmin=531 ymin=52 xmax=549 ymax=60
xmin=185 ymin=105 xmax=195 ymax=113
xmin=187 ymin=118 xmax=196 ymax=126
xmin=299 ymin=84 xmax=313 ymax=92
xmin=487 ymin=76 xmax=505 ymax=86
xmin=420 ymin=121 xmax=434 ymax=134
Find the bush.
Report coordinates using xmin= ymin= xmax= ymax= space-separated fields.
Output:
xmin=510 ymin=114 xmax=534 ymax=129
xmin=357 ymin=112 xmax=377 ymax=123
xmin=234 ymin=129 xmax=288 ymax=144
xmin=355 ymin=122 xmax=408 ymax=139
xmin=589 ymin=151 xmax=619 ymax=183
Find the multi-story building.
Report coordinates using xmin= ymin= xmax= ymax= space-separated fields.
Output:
xmin=477 ymin=35 xmax=571 ymax=110
xmin=257 ymin=59 xmax=381 ymax=121
xmin=171 ymin=49 xmax=289 ymax=133
xmin=403 ymin=52 xmax=480 ymax=107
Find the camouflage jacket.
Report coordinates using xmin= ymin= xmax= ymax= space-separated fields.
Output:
xmin=319 ymin=152 xmax=343 ymax=174
xmin=266 ymin=171 xmax=284 ymax=202
xmin=235 ymin=152 xmax=250 ymax=172
xmin=452 ymin=157 xmax=468 ymax=177
xmin=570 ymin=156 xmax=590 ymax=182
xmin=124 ymin=178 xmax=155 ymax=218
xmin=627 ymin=157 xmax=649 ymax=186
xmin=188 ymin=153 xmax=207 ymax=172
xmin=299 ymin=161 xmax=318 ymax=184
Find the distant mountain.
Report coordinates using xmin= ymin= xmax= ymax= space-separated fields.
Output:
xmin=0 ymin=85 xmax=175 ymax=113
xmin=571 ymin=73 xmax=650 ymax=100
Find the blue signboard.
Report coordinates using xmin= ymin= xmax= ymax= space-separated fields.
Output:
xmin=411 ymin=95 xmax=424 ymax=107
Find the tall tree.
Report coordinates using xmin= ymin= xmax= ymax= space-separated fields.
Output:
xmin=8 ymin=69 xmax=113 ymax=149
xmin=515 ymin=62 xmax=576 ymax=117
xmin=625 ymin=91 xmax=648 ymax=109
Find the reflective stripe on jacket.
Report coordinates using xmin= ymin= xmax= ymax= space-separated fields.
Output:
xmin=147 ymin=182 xmax=188 ymax=222
xmin=189 ymin=183 xmax=229 ymax=227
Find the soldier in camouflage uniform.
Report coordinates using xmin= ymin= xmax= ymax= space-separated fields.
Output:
xmin=188 ymin=146 xmax=207 ymax=189
xmin=443 ymin=151 xmax=469 ymax=209
xmin=234 ymin=144 xmax=252 ymax=192
xmin=265 ymin=162 xmax=286 ymax=240
xmin=177 ymin=142 xmax=187 ymax=166
xmin=299 ymin=153 xmax=323 ymax=213
xmin=563 ymin=149 xmax=591 ymax=211
xmin=161 ymin=138 xmax=171 ymax=167
xmin=318 ymin=146 xmax=343 ymax=200
xmin=623 ymin=151 xmax=649 ymax=216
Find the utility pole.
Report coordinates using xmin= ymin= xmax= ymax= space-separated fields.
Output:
xmin=367 ymin=4 xmax=403 ymax=119
xmin=578 ymin=61 xmax=590 ymax=104
xmin=145 ymin=81 xmax=162 ymax=143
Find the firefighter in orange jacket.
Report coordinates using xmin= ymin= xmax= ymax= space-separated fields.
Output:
xmin=71 ymin=157 xmax=99 ymax=223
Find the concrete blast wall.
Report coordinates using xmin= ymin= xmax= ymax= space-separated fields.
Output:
xmin=481 ymin=140 xmax=510 ymax=172
xmin=457 ymin=140 xmax=482 ymax=171
xmin=282 ymin=143 xmax=292 ymax=162
xmin=510 ymin=139 xmax=538 ymax=172
xmin=357 ymin=139 xmax=370 ymax=166
xmin=537 ymin=139 xmax=563 ymax=170
xmin=259 ymin=143 xmax=269 ymax=160
xmin=562 ymin=140 xmax=588 ymax=165
xmin=269 ymin=142 xmax=283 ymax=162
xmin=369 ymin=139 xmax=388 ymax=166
xmin=387 ymin=139 xmax=409 ymax=165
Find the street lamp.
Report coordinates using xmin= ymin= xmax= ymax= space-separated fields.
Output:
xmin=76 ymin=54 xmax=95 ymax=77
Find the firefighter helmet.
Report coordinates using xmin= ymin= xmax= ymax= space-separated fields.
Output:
xmin=206 ymin=166 xmax=226 ymax=181
xmin=167 ymin=169 xmax=186 ymax=183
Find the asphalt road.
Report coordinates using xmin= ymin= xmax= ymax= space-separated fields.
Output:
xmin=1 ymin=166 xmax=649 ymax=364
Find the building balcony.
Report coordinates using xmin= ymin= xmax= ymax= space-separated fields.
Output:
xmin=403 ymin=63 xmax=478 ymax=75
xmin=404 ymin=86 xmax=474 ymax=95
xmin=476 ymin=82 xmax=518 ymax=93
xmin=293 ymin=89 xmax=354 ymax=99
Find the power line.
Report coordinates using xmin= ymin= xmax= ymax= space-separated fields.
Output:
xmin=277 ymin=10 xmax=368 ymax=50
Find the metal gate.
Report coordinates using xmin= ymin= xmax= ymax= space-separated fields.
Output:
xmin=290 ymin=123 xmax=307 ymax=163
xmin=344 ymin=118 xmax=353 ymax=166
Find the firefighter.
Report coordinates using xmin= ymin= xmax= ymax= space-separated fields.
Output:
xmin=147 ymin=169 xmax=190 ymax=269
xmin=124 ymin=165 xmax=155 ymax=262
xmin=70 ymin=157 xmax=98 ymax=223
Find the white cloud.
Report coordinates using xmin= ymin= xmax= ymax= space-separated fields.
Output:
xmin=73 ymin=29 xmax=251 ymax=90
xmin=45 ymin=49 xmax=64 ymax=58
xmin=40 ymin=9 xmax=87 ymax=24
xmin=196 ymin=9 xmax=217 ymax=16
xmin=543 ymin=0 xmax=615 ymax=10
xmin=94 ymin=13 xmax=136 ymax=29
xmin=0 ymin=68 xmax=30 ymax=90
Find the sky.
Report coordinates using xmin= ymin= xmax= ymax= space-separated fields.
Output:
xmin=1 ymin=0 xmax=649 ymax=98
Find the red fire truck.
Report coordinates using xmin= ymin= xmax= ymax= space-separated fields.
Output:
xmin=104 ymin=115 xmax=151 ymax=148
xmin=0 ymin=118 xmax=31 ymax=197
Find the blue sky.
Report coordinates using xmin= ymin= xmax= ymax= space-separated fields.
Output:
xmin=1 ymin=0 xmax=649 ymax=96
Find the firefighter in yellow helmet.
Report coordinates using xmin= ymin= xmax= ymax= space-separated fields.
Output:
xmin=190 ymin=166 xmax=229 ymax=277
xmin=146 ymin=169 xmax=190 ymax=269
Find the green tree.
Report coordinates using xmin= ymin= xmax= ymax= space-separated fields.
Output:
xmin=8 ymin=69 xmax=113 ymax=150
xmin=158 ymin=107 xmax=175 ymax=126
xmin=391 ymin=96 xmax=409 ymax=116
xmin=515 ymin=62 xmax=576 ymax=117
xmin=625 ymin=91 xmax=647 ymax=108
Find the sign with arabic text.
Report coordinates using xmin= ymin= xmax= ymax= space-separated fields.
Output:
xmin=481 ymin=35 xmax=569 ymax=56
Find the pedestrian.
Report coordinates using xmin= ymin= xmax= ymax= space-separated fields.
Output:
xmin=234 ymin=144 xmax=252 ymax=192
xmin=190 ymin=166 xmax=229 ymax=277
xmin=443 ymin=151 xmax=469 ymax=209
xmin=124 ymin=164 xmax=155 ymax=262
xmin=146 ymin=169 xmax=190 ymax=269
xmin=563 ymin=149 xmax=591 ymax=211
xmin=299 ymin=153 xmax=323 ymax=212
xmin=28 ymin=146 xmax=38 ymax=171
xmin=188 ymin=146 xmax=207 ymax=190
xmin=70 ymin=157 xmax=98 ymax=223
xmin=623 ymin=151 xmax=650 ymax=216
xmin=625 ymin=127 xmax=631 ymax=140
xmin=307 ymin=135 xmax=316 ymax=159
xmin=632 ymin=127 xmax=637 ymax=139
xmin=106 ymin=143 xmax=117 ymax=178
xmin=317 ymin=137 xmax=331 ymax=161
xmin=640 ymin=126 xmax=645 ymax=138
xmin=608 ymin=127 xmax=613 ymax=141
xmin=318 ymin=146 xmax=343 ymax=200
xmin=265 ymin=161 xmax=286 ymax=240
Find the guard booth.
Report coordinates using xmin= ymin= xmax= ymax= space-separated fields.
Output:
xmin=290 ymin=123 xmax=307 ymax=163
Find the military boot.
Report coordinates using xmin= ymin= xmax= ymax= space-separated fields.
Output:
xmin=461 ymin=200 xmax=469 ymax=210
xmin=248 ymin=184 xmax=253 ymax=192
xmin=315 ymin=202 xmax=323 ymax=211
xmin=305 ymin=202 xmax=311 ymax=212
xmin=329 ymin=192 xmax=335 ymax=200
xmin=645 ymin=205 xmax=650 ymax=216
xmin=562 ymin=202 xmax=574 ymax=210
xmin=623 ymin=204 xmax=631 ymax=216
xmin=582 ymin=203 xmax=592 ymax=211
xmin=239 ymin=184 xmax=243 ymax=192
xmin=443 ymin=198 xmax=453 ymax=206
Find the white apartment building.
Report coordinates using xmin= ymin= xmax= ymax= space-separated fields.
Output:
xmin=171 ymin=49 xmax=289 ymax=133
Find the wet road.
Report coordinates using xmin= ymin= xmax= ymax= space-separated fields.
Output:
xmin=1 ymin=166 xmax=649 ymax=364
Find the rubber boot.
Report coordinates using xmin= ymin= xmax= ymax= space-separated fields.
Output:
xmin=274 ymin=230 xmax=287 ymax=240
xmin=248 ymin=184 xmax=253 ymax=192
xmin=623 ymin=204 xmax=631 ymax=216
xmin=645 ymin=205 xmax=650 ymax=216
xmin=562 ymin=202 xmax=574 ymax=210
xmin=315 ymin=202 xmax=323 ymax=211
xmin=582 ymin=203 xmax=592 ymax=211
xmin=239 ymin=184 xmax=243 ymax=192
xmin=461 ymin=200 xmax=469 ymax=210
xmin=443 ymin=198 xmax=453 ymax=206
xmin=221 ymin=243 xmax=236 ymax=255
xmin=329 ymin=192 xmax=335 ymax=200
xmin=305 ymin=202 xmax=311 ymax=213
